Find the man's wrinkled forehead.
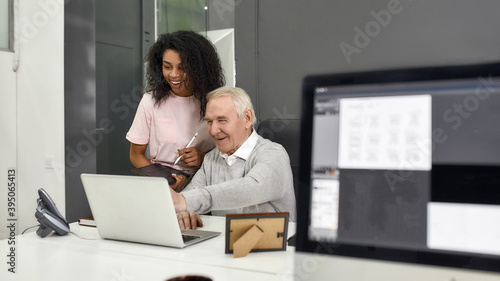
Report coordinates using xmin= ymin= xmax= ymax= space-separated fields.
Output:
xmin=205 ymin=96 xmax=237 ymax=118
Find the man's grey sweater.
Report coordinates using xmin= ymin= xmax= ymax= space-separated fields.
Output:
xmin=182 ymin=135 xmax=297 ymax=221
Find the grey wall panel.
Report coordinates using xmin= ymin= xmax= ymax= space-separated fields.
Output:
xmin=234 ymin=0 xmax=259 ymax=115
xmin=95 ymin=0 xmax=141 ymax=47
xmin=95 ymin=0 xmax=142 ymax=177
xmin=65 ymin=0 xmax=142 ymax=222
xmin=257 ymin=0 xmax=346 ymax=121
xmin=96 ymin=43 xmax=140 ymax=176
xmin=235 ymin=0 xmax=500 ymax=175
xmin=143 ymin=0 xmax=155 ymax=72
xmin=234 ymin=0 xmax=500 ymax=200
xmin=256 ymin=0 xmax=500 ymax=120
xmin=64 ymin=0 xmax=96 ymax=222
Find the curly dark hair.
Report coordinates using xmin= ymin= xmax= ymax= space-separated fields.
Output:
xmin=145 ymin=30 xmax=225 ymax=117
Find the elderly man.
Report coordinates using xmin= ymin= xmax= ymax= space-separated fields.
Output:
xmin=170 ymin=86 xmax=296 ymax=229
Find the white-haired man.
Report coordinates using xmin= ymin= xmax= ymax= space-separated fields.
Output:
xmin=170 ymin=86 xmax=297 ymax=229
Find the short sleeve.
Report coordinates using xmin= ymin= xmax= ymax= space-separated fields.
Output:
xmin=126 ymin=94 xmax=153 ymax=145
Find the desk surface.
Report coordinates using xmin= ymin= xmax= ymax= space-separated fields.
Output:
xmin=1 ymin=215 xmax=296 ymax=281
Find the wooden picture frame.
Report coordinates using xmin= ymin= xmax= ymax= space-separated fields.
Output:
xmin=225 ymin=212 xmax=289 ymax=257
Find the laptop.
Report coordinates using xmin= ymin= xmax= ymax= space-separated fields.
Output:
xmin=80 ymin=173 xmax=221 ymax=248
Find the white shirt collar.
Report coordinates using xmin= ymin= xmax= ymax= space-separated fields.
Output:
xmin=220 ymin=130 xmax=258 ymax=166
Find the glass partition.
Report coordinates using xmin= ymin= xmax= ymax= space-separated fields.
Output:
xmin=157 ymin=0 xmax=207 ymax=36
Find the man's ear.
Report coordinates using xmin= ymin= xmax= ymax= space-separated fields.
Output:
xmin=244 ymin=108 xmax=254 ymax=129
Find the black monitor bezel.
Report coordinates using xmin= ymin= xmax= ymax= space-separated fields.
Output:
xmin=296 ymin=62 xmax=500 ymax=273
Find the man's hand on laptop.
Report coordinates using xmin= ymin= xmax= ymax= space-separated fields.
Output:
xmin=176 ymin=211 xmax=203 ymax=230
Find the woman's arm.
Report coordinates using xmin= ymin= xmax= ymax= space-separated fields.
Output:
xmin=129 ymin=143 xmax=152 ymax=168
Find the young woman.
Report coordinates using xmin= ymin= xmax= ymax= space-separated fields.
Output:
xmin=126 ymin=31 xmax=225 ymax=189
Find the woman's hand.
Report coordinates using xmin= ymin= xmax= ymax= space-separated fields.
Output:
xmin=177 ymin=147 xmax=205 ymax=167
xmin=170 ymin=174 xmax=187 ymax=191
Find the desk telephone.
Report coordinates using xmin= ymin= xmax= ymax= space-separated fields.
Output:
xmin=35 ymin=188 xmax=70 ymax=238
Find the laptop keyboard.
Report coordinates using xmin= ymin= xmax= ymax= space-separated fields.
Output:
xmin=182 ymin=234 xmax=200 ymax=243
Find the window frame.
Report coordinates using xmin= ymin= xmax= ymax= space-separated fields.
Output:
xmin=1 ymin=0 xmax=13 ymax=52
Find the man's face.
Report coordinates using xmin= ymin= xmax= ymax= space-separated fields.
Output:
xmin=204 ymin=96 xmax=252 ymax=155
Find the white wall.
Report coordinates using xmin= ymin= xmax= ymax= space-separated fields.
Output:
xmin=0 ymin=0 xmax=64 ymax=239
xmin=0 ymin=50 xmax=17 ymax=239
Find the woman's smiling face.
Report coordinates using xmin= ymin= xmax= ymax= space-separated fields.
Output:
xmin=162 ymin=49 xmax=191 ymax=97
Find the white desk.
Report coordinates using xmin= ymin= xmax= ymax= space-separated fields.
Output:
xmin=1 ymin=215 xmax=296 ymax=281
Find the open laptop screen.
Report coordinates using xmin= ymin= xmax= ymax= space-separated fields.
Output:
xmin=297 ymin=62 xmax=500 ymax=272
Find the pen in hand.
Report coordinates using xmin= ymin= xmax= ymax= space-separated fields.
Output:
xmin=173 ymin=132 xmax=198 ymax=165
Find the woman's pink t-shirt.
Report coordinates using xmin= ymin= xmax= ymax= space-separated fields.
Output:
xmin=126 ymin=92 xmax=215 ymax=170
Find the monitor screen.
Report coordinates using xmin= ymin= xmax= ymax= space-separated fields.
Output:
xmin=297 ymin=62 xmax=500 ymax=273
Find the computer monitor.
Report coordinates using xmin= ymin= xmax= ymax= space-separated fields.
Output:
xmin=296 ymin=62 xmax=500 ymax=279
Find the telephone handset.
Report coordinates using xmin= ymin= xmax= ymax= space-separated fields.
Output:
xmin=35 ymin=188 xmax=70 ymax=238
